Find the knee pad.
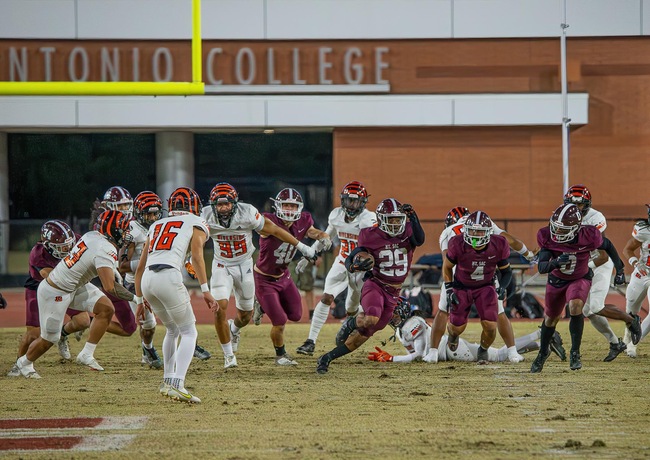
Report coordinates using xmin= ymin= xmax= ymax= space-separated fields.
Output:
xmin=45 ymin=316 xmax=61 ymax=336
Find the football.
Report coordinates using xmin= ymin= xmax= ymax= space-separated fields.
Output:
xmin=354 ymin=251 xmax=375 ymax=270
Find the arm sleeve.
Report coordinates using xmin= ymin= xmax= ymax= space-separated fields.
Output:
xmin=498 ymin=265 xmax=513 ymax=289
xmin=408 ymin=212 xmax=426 ymax=247
xmin=598 ymin=237 xmax=625 ymax=273
xmin=537 ymin=249 xmax=558 ymax=274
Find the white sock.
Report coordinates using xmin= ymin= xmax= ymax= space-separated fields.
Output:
xmin=82 ymin=342 xmax=97 ymax=356
xmin=231 ymin=322 xmax=241 ymax=334
xmin=18 ymin=355 xmax=32 ymax=366
xmin=589 ymin=315 xmax=617 ymax=344
xmin=221 ymin=342 xmax=233 ymax=356
xmin=308 ymin=301 xmax=331 ymax=342
xmin=175 ymin=323 xmax=197 ymax=384
xmin=162 ymin=326 xmax=179 ymax=379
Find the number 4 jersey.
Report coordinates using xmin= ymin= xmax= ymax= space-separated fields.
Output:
xmin=48 ymin=231 xmax=119 ymax=293
xmin=446 ymin=234 xmax=510 ymax=288
xmin=146 ymin=214 xmax=209 ymax=269
xmin=201 ymin=203 xmax=265 ymax=266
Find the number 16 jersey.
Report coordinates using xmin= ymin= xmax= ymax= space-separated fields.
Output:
xmin=146 ymin=214 xmax=209 ymax=270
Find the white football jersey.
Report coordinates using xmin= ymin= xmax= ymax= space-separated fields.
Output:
xmin=48 ymin=231 xmax=118 ymax=293
xmin=582 ymin=207 xmax=607 ymax=261
xmin=124 ymin=220 xmax=148 ymax=284
xmin=438 ymin=216 xmax=504 ymax=252
xmin=327 ymin=207 xmax=376 ymax=263
xmin=394 ymin=316 xmax=431 ymax=363
xmin=146 ymin=213 xmax=209 ymax=270
xmin=632 ymin=222 xmax=650 ymax=265
xmin=201 ymin=202 xmax=265 ymax=266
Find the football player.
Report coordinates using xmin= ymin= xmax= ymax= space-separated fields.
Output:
xmin=8 ymin=220 xmax=91 ymax=377
xmin=564 ymin=185 xmax=630 ymax=361
xmin=530 ymin=203 xmax=640 ymax=373
xmin=13 ymin=211 xmax=133 ymax=378
xmin=134 ymin=187 xmax=216 ymax=404
xmin=295 ymin=181 xmax=377 ymax=356
xmin=201 ymin=183 xmax=320 ymax=368
xmin=316 ymin=198 xmax=425 ymax=374
xmin=253 ymin=188 xmax=329 ymax=366
xmin=368 ymin=298 xmax=566 ymax=363
xmin=622 ymin=203 xmax=650 ymax=357
xmin=424 ymin=206 xmax=536 ymax=364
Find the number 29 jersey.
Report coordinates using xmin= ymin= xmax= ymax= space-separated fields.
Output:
xmin=146 ymin=214 xmax=209 ymax=270
xmin=358 ymin=223 xmax=415 ymax=286
xmin=201 ymin=203 xmax=265 ymax=267
xmin=327 ymin=207 xmax=377 ymax=264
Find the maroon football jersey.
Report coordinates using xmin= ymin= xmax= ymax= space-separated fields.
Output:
xmin=446 ymin=234 xmax=510 ymax=288
xmin=256 ymin=212 xmax=314 ymax=277
xmin=358 ymin=222 xmax=415 ymax=285
xmin=537 ymin=225 xmax=602 ymax=280
xmin=27 ymin=242 xmax=59 ymax=286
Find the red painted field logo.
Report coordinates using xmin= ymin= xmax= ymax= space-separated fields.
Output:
xmin=0 ymin=417 xmax=147 ymax=452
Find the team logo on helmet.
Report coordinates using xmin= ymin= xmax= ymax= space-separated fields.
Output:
xmin=550 ymin=203 xmax=582 ymax=243
xmin=340 ymin=181 xmax=369 ymax=219
xmin=41 ymin=220 xmax=76 ymax=259
xmin=445 ymin=206 xmax=470 ymax=228
xmin=102 ymin=186 xmax=134 ymax=218
xmin=210 ymin=182 xmax=239 ymax=226
xmin=272 ymin=188 xmax=304 ymax=222
xmin=134 ymin=191 xmax=163 ymax=228
xmin=563 ymin=184 xmax=592 ymax=212
xmin=168 ymin=187 xmax=202 ymax=216
xmin=96 ymin=210 xmax=131 ymax=248
xmin=463 ymin=211 xmax=493 ymax=248
xmin=376 ymin=198 xmax=406 ymax=237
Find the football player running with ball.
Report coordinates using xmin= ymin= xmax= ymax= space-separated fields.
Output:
xmin=316 ymin=198 xmax=425 ymax=374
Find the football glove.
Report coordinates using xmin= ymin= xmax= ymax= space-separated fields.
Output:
xmin=367 ymin=346 xmax=393 ymax=362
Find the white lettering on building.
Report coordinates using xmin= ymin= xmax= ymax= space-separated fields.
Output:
xmin=39 ymin=47 xmax=55 ymax=82
xmin=101 ymin=47 xmax=120 ymax=82
xmin=235 ymin=48 xmax=255 ymax=85
xmin=69 ymin=47 xmax=89 ymax=82
xmin=9 ymin=47 xmax=28 ymax=81
xmin=152 ymin=47 xmax=172 ymax=82
xmin=318 ymin=47 xmax=333 ymax=85
xmin=206 ymin=48 xmax=223 ymax=85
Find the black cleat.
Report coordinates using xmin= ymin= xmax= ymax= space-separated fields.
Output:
xmin=627 ymin=314 xmax=642 ymax=345
xmin=603 ymin=338 xmax=626 ymax=362
xmin=530 ymin=351 xmax=550 ymax=373
xmin=316 ymin=354 xmax=331 ymax=374
xmin=142 ymin=345 xmax=163 ymax=369
xmin=193 ymin=344 xmax=211 ymax=360
xmin=570 ymin=351 xmax=582 ymax=370
xmin=549 ymin=331 xmax=567 ymax=361
xmin=296 ymin=339 xmax=316 ymax=356
xmin=335 ymin=316 xmax=357 ymax=347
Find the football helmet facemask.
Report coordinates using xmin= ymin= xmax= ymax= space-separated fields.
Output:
xmin=103 ymin=186 xmax=134 ymax=218
xmin=376 ymin=198 xmax=407 ymax=237
xmin=550 ymin=203 xmax=582 ymax=243
xmin=210 ymin=182 xmax=239 ymax=226
xmin=41 ymin=220 xmax=76 ymax=259
xmin=272 ymin=188 xmax=304 ymax=222
xmin=340 ymin=181 xmax=369 ymax=219
xmin=463 ymin=211 xmax=494 ymax=248
xmin=133 ymin=191 xmax=163 ymax=228
xmin=563 ymin=184 xmax=592 ymax=213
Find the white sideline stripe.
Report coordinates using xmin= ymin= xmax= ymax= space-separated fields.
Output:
xmin=0 ymin=416 xmax=148 ymax=434
xmin=75 ymin=434 xmax=137 ymax=451
xmin=97 ymin=416 xmax=149 ymax=430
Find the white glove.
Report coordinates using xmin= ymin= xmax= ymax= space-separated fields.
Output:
xmin=295 ymin=258 xmax=310 ymax=275
xmin=422 ymin=348 xmax=438 ymax=363
xmin=507 ymin=346 xmax=525 ymax=363
xmin=319 ymin=237 xmax=332 ymax=251
xmin=296 ymin=242 xmax=316 ymax=260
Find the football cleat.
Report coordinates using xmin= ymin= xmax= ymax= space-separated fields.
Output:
xmin=76 ymin=353 xmax=104 ymax=371
xmin=142 ymin=345 xmax=163 ymax=369
xmin=296 ymin=339 xmax=316 ymax=356
xmin=627 ymin=314 xmax=642 ymax=345
xmin=7 ymin=363 xmax=20 ymax=377
xmin=530 ymin=351 xmax=550 ymax=373
xmin=253 ymin=299 xmax=264 ymax=326
xmin=57 ymin=336 xmax=71 ymax=360
xmin=193 ymin=344 xmax=211 ymax=360
xmin=507 ymin=348 xmax=525 ymax=363
xmin=569 ymin=351 xmax=582 ymax=370
xmin=316 ymin=354 xmax=331 ymax=374
xmin=228 ymin=319 xmax=240 ymax=353
xmin=168 ymin=387 xmax=201 ymax=404
xmin=159 ymin=382 xmax=171 ymax=397
xmin=15 ymin=359 xmax=41 ymax=379
xmin=224 ymin=354 xmax=238 ymax=369
xmin=275 ymin=354 xmax=298 ymax=366
xmin=603 ymin=339 xmax=626 ymax=362
xmin=335 ymin=316 xmax=357 ymax=347
xmin=549 ymin=331 xmax=567 ymax=361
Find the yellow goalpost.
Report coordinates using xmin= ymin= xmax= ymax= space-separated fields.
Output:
xmin=0 ymin=0 xmax=205 ymax=96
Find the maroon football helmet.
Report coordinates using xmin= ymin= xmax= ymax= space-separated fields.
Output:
xmin=463 ymin=211 xmax=493 ymax=248
xmin=272 ymin=188 xmax=304 ymax=222
xmin=96 ymin=211 xmax=131 ymax=248
xmin=133 ymin=191 xmax=163 ymax=228
xmin=563 ymin=184 xmax=592 ymax=212
xmin=376 ymin=198 xmax=406 ymax=236
xmin=41 ymin=220 xmax=76 ymax=259
xmin=445 ymin=206 xmax=470 ymax=227
xmin=168 ymin=187 xmax=202 ymax=216
xmin=209 ymin=182 xmax=239 ymax=225
xmin=550 ymin=203 xmax=582 ymax=243
xmin=103 ymin=186 xmax=134 ymax=218
xmin=340 ymin=181 xmax=369 ymax=219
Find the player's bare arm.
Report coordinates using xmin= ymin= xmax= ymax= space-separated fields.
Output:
xmin=623 ymin=237 xmax=642 ymax=263
xmin=134 ymin=238 xmax=150 ymax=321
xmin=190 ymin=227 xmax=217 ymax=310
xmin=98 ymin=266 xmax=133 ymax=301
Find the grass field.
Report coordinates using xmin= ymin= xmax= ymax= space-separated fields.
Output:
xmin=2 ymin=321 xmax=649 ymax=459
